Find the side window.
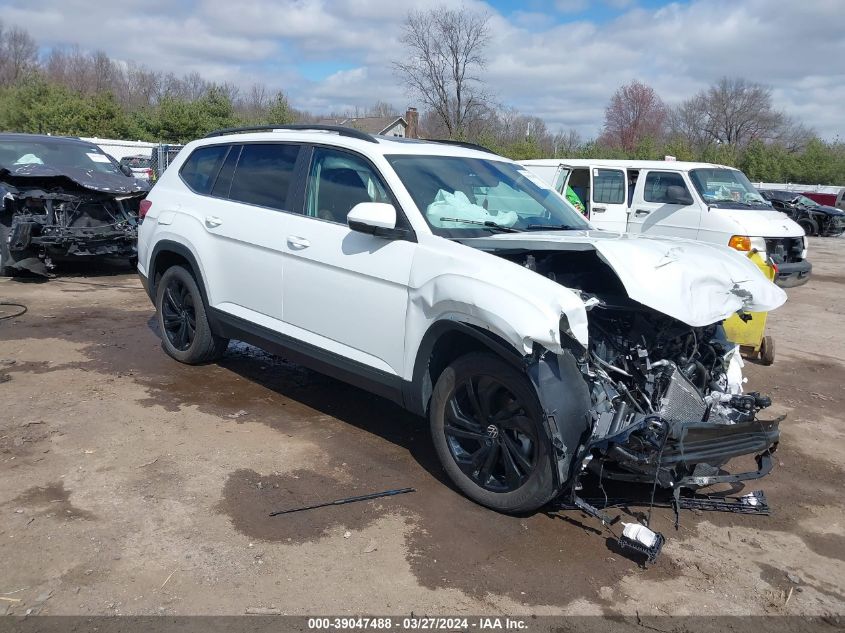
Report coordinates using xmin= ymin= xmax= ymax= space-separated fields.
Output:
xmin=210 ymin=145 xmax=241 ymax=198
xmin=228 ymin=143 xmax=301 ymax=210
xmin=644 ymin=171 xmax=690 ymax=203
xmin=553 ymin=167 xmax=571 ymax=195
xmin=179 ymin=145 xmax=228 ymax=194
xmin=592 ymin=168 xmax=625 ymax=204
xmin=305 ymin=147 xmax=392 ymax=224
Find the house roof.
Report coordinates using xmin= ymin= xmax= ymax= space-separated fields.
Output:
xmin=315 ymin=115 xmax=407 ymax=135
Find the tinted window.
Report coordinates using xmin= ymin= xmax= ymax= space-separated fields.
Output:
xmin=229 ymin=143 xmax=300 ymax=210
xmin=180 ymin=145 xmax=228 ymax=194
xmin=592 ymin=168 xmax=625 ymax=204
xmin=306 ymin=147 xmax=392 ymax=224
xmin=211 ymin=145 xmax=240 ymax=198
xmin=644 ymin=171 xmax=690 ymax=203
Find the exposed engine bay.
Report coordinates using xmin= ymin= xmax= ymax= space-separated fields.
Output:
xmin=1 ymin=172 xmax=146 ymax=277
xmin=509 ymin=248 xmax=780 ymax=492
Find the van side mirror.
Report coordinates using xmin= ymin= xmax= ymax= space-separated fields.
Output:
xmin=665 ymin=186 xmax=693 ymax=206
xmin=348 ymin=202 xmax=409 ymax=239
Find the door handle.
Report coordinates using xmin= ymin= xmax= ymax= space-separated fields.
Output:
xmin=634 ymin=209 xmax=652 ymax=216
xmin=592 ymin=206 xmax=606 ymax=213
xmin=287 ymin=236 xmax=310 ymax=250
xmin=205 ymin=215 xmax=223 ymax=228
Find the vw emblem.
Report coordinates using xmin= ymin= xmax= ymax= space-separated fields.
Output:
xmin=486 ymin=424 xmax=499 ymax=438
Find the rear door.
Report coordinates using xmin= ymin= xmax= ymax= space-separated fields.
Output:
xmin=197 ymin=142 xmax=302 ymax=324
xmin=628 ymin=169 xmax=700 ymax=239
xmin=589 ymin=167 xmax=628 ymax=232
xmin=280 ymin=145 xmax=417 ymax=377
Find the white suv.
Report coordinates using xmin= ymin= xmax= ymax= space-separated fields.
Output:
xmin=138 ymin=125 xmax=786 ymax=514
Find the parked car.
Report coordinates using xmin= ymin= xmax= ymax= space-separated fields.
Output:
xmin=0 ymin=133 xmax=150 ymax=276
xmin=138 ymin=125 xmax=785 ymax=515
xmin=519 ymin=159 xmax=811 ymax=287
xmin=119 ymin=154 xmax=155 ymax=181
xmin=759 ymin=189 xmax=845 ymax=237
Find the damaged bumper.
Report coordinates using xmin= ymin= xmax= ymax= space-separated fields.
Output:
xmin=586 ymin=415 xmax=780 ymax=490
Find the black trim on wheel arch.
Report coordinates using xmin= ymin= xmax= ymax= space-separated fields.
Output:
xmin=148 ymin=241 xmax=212 ymax=313
xmin=209 ymin=307 xmax=406 ymax=406
xmin=404 ymin=321 xmax=525 ymax=417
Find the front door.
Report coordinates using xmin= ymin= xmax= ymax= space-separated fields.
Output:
xmin=281 ymin=146 xmax=416 ymax=377
xmin=627 ymin=170 xmax=700 ymax=239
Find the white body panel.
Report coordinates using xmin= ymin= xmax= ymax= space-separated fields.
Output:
xmin=139 ymin=134 xmax=789 ymax=384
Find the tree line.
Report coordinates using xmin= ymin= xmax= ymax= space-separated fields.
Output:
xmin=1 ymin=12 xmax=844 ymax=185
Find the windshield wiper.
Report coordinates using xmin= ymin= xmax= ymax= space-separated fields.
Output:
xmin=525 ymin=223 xmax=581 ymax=231
xmin=438 ymin=217 xmax=520 ymax=233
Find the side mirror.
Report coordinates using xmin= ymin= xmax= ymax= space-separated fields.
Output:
xmin=348 ymin=202 xmax=406 ymax=239
xmin=665 ymin=185 xmax=693 ymax=206
xmin=119 ymin=163 xmax=133 ymax=177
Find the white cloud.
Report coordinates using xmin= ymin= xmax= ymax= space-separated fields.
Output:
xmin=0 ymin=0 xmax=841 ymax=139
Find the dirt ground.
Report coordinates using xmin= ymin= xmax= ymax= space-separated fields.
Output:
xmin=0 ymin=237 xmax=843 ymax=617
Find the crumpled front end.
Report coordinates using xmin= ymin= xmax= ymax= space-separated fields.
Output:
xmin=2 ymin=182 xmax=141 ymax=276
xmin=579 ymin=319 xmax=780 ymax=491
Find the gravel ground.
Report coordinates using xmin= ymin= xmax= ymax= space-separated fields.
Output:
xmin=0 ymin=237 xmax=843 ymax=617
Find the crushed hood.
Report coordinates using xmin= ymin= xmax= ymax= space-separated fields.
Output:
xmin=461 ymin=230 xmax=787 ymax=327
xmin=0 ymin=164 xmax=150 ymax=196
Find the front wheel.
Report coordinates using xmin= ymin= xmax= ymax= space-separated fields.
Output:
xmin=429 ymin=353 xmax=556 ymax=513
xmin=155 ymin=265 xmax=228 ymax=364
xmin=797 ymin=217 xmax=818 ymax=237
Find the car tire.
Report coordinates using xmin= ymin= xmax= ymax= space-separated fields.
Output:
xmin=429 ymin=352 xmax=557 ymax=514
xmin=155 ymin=265 xmax=228 ymax=364
xmin=0 ymin=217 xmax=16 ymax=277
xmin=797 ymin=217 xmax=818 ymax=237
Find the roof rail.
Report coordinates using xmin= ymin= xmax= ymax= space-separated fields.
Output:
xmin=203 ymin=124 xmax=378 ymax=143
xmin=427 ymin=138 xmax=496 ymax=154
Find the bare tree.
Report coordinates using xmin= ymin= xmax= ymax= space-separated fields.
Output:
xmin=366 ymin=100 xmax=398 ymax=117
xmin=600 ymin=80 xmax=667 ymax=152
xmin=672 ymin=77 xmax=790 ymax=152
xmin=0 ymin=22 xmax=38 ymax=85
xmin=393 ymin=6 xmax=491 ymax=138
xmin=552 ymin=128 xmax=583 ymax=156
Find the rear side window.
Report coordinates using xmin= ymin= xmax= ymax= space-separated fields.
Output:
xmin=179 ymin=145 xmax=228 ymax=194
xmin=643 ymin=171 xmax=689 ymax=203
xmin=592 ymin=168 xmax=625 ymax=204
xmin=228 ymin=144 xmax=300 ymax=210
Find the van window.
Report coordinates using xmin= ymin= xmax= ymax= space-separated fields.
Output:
xmin=592 ymin=169 xmax=625 ymax=204
xmin=553 ymin=167 xmax=571 ymax=194
xmin=179 ymin=145 xmax=228 ymax=194
xmin=229 ymin=143 xmax=301 ymax=210
xmin=643 ymin=171 xmax=690 ymax=203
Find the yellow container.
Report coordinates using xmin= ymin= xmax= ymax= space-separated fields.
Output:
xmin=722 ymin=250 xmax=776 ymax=365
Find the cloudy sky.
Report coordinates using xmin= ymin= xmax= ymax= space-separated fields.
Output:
xmin=1 ymin=0 xmax=843 ymax=139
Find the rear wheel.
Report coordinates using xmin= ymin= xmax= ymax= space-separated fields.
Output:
xmin=429 ymin=353 xmax=556 ymax=513
xmin=155 ymin=265 xmax=228 ymax=364
xmin=759 ymin=335 xmax=775 ymax=366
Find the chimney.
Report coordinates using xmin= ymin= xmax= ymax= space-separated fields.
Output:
xmin=405 ymin=107 xmax=419 ymax=139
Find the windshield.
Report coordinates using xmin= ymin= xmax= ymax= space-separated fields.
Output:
xmin=0 ymin=139 xmax=123 ymax=176
xmin=792 ymin=194 xmax=817 ymax=207
xmin=386 ymin=155 xmax=590 ymax=237
xmin=689 ymin=168 xmax=769 ymax=208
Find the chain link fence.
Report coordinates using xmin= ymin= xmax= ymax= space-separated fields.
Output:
xmin=80 ymin=138 xmax=184 ymax=183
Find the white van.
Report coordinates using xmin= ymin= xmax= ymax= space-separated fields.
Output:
xmin=519 ymin=159 xmax=811 ymax=287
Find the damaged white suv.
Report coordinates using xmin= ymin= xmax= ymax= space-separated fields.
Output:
xmin=137 ymin=125 xmax=786 ymax=514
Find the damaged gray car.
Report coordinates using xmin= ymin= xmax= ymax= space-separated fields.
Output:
xmin=0 ymin=133 xmax=149 ymax=277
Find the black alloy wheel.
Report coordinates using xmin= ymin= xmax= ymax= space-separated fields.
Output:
xmin=161 ymin=276 xmax=197 ymax=351
xmin=444 ymin=374 xmax=539 ymax=493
